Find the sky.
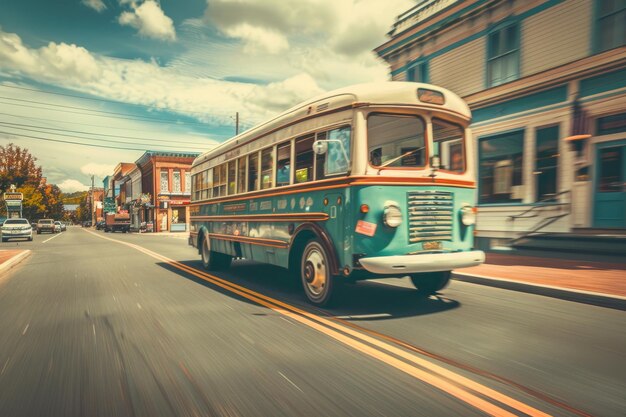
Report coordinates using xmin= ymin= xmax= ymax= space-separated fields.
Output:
xmin=0 ymin=0 xmax=415 ymax=192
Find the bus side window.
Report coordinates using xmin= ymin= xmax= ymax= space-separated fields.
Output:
xmin=237 ymin=156 xmax=247 ymax=194
xmin=276 ymin=142 xmax=291 ymax=187
xmin=213 ymin=164 xmax=226 ymax=197
xmin=316 ymin=126 xmax=351 ymax=179
xmin=204 ymin=169 xmax=213 ymax=199
xmin=227 ymin=160 xmax=236 ymax=195
xmin=315 ymin=131 xmax=328 ymax=180
xmin=261 ymin=148 xmax=273 ymax=189
xmin=432 ymin=118 xmax=465 ymax=173
xmin=248 ymin=153 xmax=259 ymax=192
xmin=295 ymin=134 xmax=314 ymax=183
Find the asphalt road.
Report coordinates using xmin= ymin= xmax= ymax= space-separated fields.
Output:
xmin=0 ymin=227 xmax=624 ymax=417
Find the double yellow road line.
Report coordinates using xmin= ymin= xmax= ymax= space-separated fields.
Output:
xmin=86 ymin=230 xmax=555 ymax=417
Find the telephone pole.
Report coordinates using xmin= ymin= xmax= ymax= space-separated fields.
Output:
xmin=91 ymin=175 xmax=95 ymax=226
xmin=235 ymin=112 xmax=239 ymax=135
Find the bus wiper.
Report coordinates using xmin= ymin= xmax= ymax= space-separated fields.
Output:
xmin=377 ymin=147 xmax=424 ymax=174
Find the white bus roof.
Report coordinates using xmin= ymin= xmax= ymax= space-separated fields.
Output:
xmin=194 ymin=81 xmax=470 ymax=166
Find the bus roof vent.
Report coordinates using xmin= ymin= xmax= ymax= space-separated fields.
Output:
xmin=316 ymin=103 xmax=329 ymax=112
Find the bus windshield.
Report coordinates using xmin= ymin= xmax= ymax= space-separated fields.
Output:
xmin=368 ymin=114 xmax=426 ymax=168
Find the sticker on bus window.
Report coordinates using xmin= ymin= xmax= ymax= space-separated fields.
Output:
xmin=355 ymin=220 xmax=377 ymax=237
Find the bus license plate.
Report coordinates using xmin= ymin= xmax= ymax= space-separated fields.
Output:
xmin=423 ymin=241 xmax=442 ymax=250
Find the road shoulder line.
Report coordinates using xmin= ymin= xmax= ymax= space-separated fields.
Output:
xmin=452 ymin=272 xmax=626 ymax=311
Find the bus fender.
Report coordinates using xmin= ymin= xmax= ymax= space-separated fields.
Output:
xmin=196 ymin=226 xmax=209 ymax=254
xmin=289 ymin=223 xmax=340 ymax=276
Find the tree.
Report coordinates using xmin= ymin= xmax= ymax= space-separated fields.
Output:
xmin=19 ymin=185 xmax=45 ymax=220
xmin=41 ymin=183 xmax=64 ymax=219
xmin=0 ymin=143 xmax=43 ymax=193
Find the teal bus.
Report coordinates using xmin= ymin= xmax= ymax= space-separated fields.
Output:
xmin=189 ymin=82 xmax=484 ymax=305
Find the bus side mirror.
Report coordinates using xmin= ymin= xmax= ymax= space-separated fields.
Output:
xmin=313 ymin=141 xmax=328 ymax=155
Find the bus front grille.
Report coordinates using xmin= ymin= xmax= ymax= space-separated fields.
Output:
xmin=407 ymin=191 xmax=453 ymax=243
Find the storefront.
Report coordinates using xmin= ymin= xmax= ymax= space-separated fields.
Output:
xmin=169 ymin=200 xmax=189 ymax=232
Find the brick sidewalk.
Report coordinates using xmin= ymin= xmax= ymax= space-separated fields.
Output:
xmin=0 ymin=250 xmax=23 ymax=265
xmin=457 ymin=253 xmax=626 ymax=297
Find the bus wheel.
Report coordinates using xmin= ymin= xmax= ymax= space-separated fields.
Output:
xmin=301 ymin=239 xmax=336 ymax=306
xmin=410 ymin=271 xmax=451 ymax=296
xmin=201 ymin=234 xmax=232 ymax=271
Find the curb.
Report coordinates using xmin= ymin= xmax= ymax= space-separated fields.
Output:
xmin=452 ymin=272 xmax=626 ymax=311
xmin=0 ymin=250 xmax=32 ymax=276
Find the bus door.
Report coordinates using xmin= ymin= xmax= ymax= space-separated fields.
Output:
xmin=322 ymin=192 xmax=345 ymax=246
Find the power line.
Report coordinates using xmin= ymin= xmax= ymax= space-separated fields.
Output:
xmin=0 ymin=112 xmax=206 ymax=135
xmin=0 ymin=130 xmax=204 ymax=153
xmin=0 ymin=96 xmax=213 ymax=127
xmin=0 ymin=121 xmax=215 ymax=146
xmin=0 ymin=124 xmax=208 ymax=150
xmin=0 ymin=83 xmax=245 ymax=118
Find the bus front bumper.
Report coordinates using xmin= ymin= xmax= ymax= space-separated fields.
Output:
xmin=359 ymin=251 xmax=485 ymax=274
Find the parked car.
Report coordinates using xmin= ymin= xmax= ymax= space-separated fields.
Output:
xmin=95 ymin=220 xmax=106 ymax=230
xmin=54 ymin=221 xmax=63 ymax=233
xmin=37 ymin=219 xmax=56 ymax=234
xmin=1 ymin=218 xmax=33 ymax=242
xmin=82 ymin=221 xmax=92 ymax=228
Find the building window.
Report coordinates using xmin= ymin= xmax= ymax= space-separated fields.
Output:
xmin=479 ymin=131 xmax=524 ymax=204
xmin=185 ymin=172 xmax=191 ymax=194
xmin=160 ymin=170 xmax=169 ymax=193
xmin=173 ymin=170 xmax=181 ymax=193
xmin=594 ymin=0 xmax=626 ymax=53
xmin=535 ymin=126 xmax=560 ymax=201
xmin=487 ymin=23 xmax=520 ymax=87
xmin=407 ymin=61 xmax=428 ymax=83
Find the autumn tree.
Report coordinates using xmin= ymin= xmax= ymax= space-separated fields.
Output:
xmin=0 ymin=143 xmax=43 ymax=193
xmin=41 ymin=183 xmax=64 ymax=219
xmin=19 ymin=185 xmax=45 ymax=220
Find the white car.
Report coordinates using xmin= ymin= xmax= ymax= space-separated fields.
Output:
xmin=54 ymin=221 xmax=63 ymax=233
xmin=1 ymin=218 xmax=33 ymax=242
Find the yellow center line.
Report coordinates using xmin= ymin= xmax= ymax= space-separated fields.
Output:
xmin=84 ymin=229 xmax=552 ymax=417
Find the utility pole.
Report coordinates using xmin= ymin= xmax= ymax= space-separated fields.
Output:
xmin=91 ymin=175 xmax=95 ymax=226
xmin=235 ymin=112 xmax=239 ymax=136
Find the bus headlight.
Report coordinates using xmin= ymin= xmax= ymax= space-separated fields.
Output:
xmin=460 ymin=205 xmax=476 ymax=226
xmin=383 ymin=204 xmax=402 ymax=228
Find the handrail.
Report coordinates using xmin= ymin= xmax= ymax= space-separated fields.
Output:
xmin=507 ymin=190 xmax=571 ymax=221
xmin=507 ymin=190 xmax=572 ymax=245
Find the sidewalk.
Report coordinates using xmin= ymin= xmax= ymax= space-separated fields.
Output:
xmin=0 ymin=249 xmax=31 ymax=276
xmin=454 ymin=252 xmax=626 ymax=309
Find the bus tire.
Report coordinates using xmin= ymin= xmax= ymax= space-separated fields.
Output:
xmin=301 ymin=239 xmax=338 ymax=306
xmin=201 ymin=233 xmax=231 ymax=271
xmin=410 ymin=271 xmax=451 ymax=296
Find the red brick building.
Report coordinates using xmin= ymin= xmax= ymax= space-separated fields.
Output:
xmin=135 ymin=151 xmax=199 ymax=232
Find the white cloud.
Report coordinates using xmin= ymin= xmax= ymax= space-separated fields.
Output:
xmin=205 ymin=0 xmax=413 ymax=57
xmin=80 ymin=163 xmax=116 ymax=178
xmin=223 ymin=23 xmax=289 ymax=55
xmin=0 ymin=30 xmax=101 ymax=82
xmin=82 ymin=0 xmax=107 ymax=13
xmin=58 ymin=179 xmax=90 ymax=193
xmin=118 ymin=1 xmax=177 ymax=42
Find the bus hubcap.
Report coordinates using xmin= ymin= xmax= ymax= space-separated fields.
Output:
xmin=304 ymin=249 xmax=326 ymax=296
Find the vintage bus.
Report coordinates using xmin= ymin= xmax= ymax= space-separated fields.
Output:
xmin=189 ymin=82 xmax=485 ymax=305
